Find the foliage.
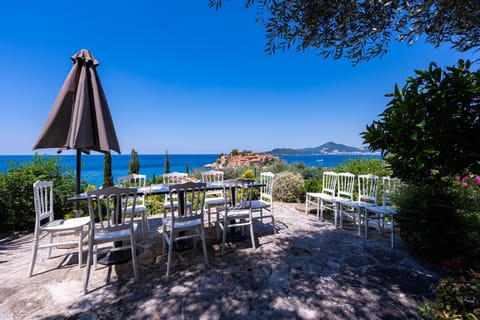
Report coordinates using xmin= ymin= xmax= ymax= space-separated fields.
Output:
xmin=210 ymin=1 xmax=480 ymax=64
xmin=273 ymin=171 xmax=304 ymax=203
xmin=363 ymin=60 xmax=480 ymax=185
xmin=0 ymin=155 xmax=76 ymax=232
xmin=241 ymin=169 xmax=255 ymax=179
xmin=128 ymin=149 xmax=140 ymax=174
xmin=336 ymin=158 xmax=391 ymax=178
xmin=164 ymin=150 xmax=170 ymax=174
xmin=419 ymin=269 xmax=480 ymax=320
xmin=103 ymin=152 xmax=113 ymax=188
xmin=185 ymin=162 xmax=189 ymax=174
xmin=396 ymin=183 xmax=480 ymax=267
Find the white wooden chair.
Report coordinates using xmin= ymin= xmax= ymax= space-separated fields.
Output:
xmin=162 ymin=182 xmax=208 ymax=276
xmin=201 ymin=170 xmax=226 ymax=227
xmin=162 ymin=172 xmax=189 ymax=213
xmin=305 ymin=171 xmax=338 ymax=221
xmin=334 ymin=172 xmax=356 ymax=227
xmin=83 ymin=186 xmax=139 ymax=294
xmin=339 ymin=174 xmax=379 ymax=236
xmin=216 ymin=179 xmax=256 ymax=255
xmin=251 ymin=172 xmax=276 ymax=233
xmin=29 ymin=180 xmax=90 ymax=277
xmin=365 ymin=177 xmax=401 ymax=247
xmin=117 ymin=173 xmax=149 ymax=236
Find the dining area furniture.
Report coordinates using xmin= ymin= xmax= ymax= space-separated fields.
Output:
xmin=83 ymin=186 xmax=139 ymax=294
xmin=251 ymin=172 xmax=276 ymax=234
xmin=201 ymin=170 xmax=227 ymax=227
xmin=216 ymin=179 xmax=256 ymax=255
xmin=29 ymin=180 xmax=90 ymax=277
xmin=162 ymin=182 xmax=209 ymax=276
xmin=117 ymin=173 xmax=150 ymax=236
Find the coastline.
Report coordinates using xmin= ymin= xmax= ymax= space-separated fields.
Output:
xmin=0 ymin=153 xmax=382 ymax=187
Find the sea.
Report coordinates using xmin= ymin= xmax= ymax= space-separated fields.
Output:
xmin=0 ymin=153 xmax=381 ymax=188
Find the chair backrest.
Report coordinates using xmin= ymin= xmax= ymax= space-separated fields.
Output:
xmin=322 ymin=171 xmax=338 ymax=197
xmin=117 ymin=173 xmax=147 ymax=204
xmin=163 ymin=172 xmax=189 ymax=205
xmin=382 ymin=176 xmax=400 ymax=207
xmin=168 ymin=182 xmax=206 ymax=225
xmin=162 ymin=172 xmax=188 ymax=184
xmin=357 ymin=174 xmax=379 ymax=205
xmin=33 ymin=180 xmax=54 ymax=225
xmin=336 ymin=173 xmax=355 ymax=201
xmin=87 ymin=186 xmax=137 ymax=232
xmin=260 ymin=172 xmax=275 ymax=203
xmin=202 ymin=170 xmax=224 ymax=198
xmin=117 ymin=173 xmax=146 ymax=188
xmin=224 ymin=178 xmax=254 ymax=210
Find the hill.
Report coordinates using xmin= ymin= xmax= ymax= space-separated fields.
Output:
xmin=266 ymin=142 xmax=371 ymax=155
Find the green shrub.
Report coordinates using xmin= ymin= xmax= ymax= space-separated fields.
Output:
xmin=336 ymin=158 xmax=391 ymax=177
xmin=0 ymin=155 xmax=76 ymax=232
xmin=242 ymin=169 xmax=255 ymax=179
xmin=397 ymin=183 xmax=480 ymax=267
xmin=273 ymin=171 xmax=304 ymax=203
xmin=419 ymin=269 xmax=480 ymax=320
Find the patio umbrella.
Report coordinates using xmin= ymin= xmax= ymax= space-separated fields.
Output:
xmin=33 ymin=49 xmax=121 ymax=196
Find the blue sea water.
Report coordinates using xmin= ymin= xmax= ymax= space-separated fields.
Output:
xmin=0 ymin=153 xmax=381 ymax=188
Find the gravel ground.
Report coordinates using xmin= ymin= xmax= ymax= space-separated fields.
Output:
xmin=0 ymin=202 xmax=441 ymax=319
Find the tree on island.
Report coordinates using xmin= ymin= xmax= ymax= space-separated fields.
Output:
xmin=210 ymin=0 xmax=479 ymax=64
xmin=128 ymin=148 xmax=140 ymax=174
xmin=103 ymin=152 xmax=113 ymax=188
xmin=164 ymin=150 xmax=170 ymax=174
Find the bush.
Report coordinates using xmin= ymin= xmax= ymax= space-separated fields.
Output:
xmin=336 ymin=158 xmax=391 ymax=177
xmin=397 ymin=183 xmax=480 ymax=267
xmin=273 ymin=171 xmax=304 ymax=203
xmin=419 ymin=269 xmax=480 ymax=320
xmin=0 ymin=155 xmax=76 ymax=232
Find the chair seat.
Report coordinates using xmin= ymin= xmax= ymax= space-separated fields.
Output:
xmin=163 ymin=202 xmax=191 ymax=210
xmin=164 ymin=217 xmax=203 ymax=230
xmin=339 ymin=199 xmax=376 ymax=209
xmin=218 ymin=209 xmax=251 ymax=219
xmin=250 ymin=200 xmax=271 ymax=210
xmin=367 ymin=205 xmax=398 ymax=215
xmin=125 ymin=204 xmax=146 ymax=214
xmin=205 ymin=197 xmax=225 ymax=206
xmin=94 ymin=223 xmax=138 ymax=243
xmin=41 ymin=216 xmax=90 ymax=231
xmin=306 ymin=192 xmax=335 ymax=202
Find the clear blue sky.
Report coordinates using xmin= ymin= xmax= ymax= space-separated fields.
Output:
xmin=0 ymin=1 xmax=476 ymax=155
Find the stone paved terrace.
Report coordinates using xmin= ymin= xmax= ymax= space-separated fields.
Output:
xmin=0 ymin=202 xmax=441 ymax=319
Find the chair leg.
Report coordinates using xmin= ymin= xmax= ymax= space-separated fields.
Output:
xmin=271 ymin=210 xmax=276 ymax=234
xmin=221 ymin=221 xmax=227 ymax=255
xmin=201 ymin=226 xmax=208 ymax=266
xmin=357 ymin=208 xmax=362 ymax=236
xmin=319 ymin=199 xmax=323 ymax=221
xmin=391 ymin=215 xmax=395 ymax=249
xmin=130 ymin=235 xmax=139 ymax=280
xmin=166 ymin=231 xmax=174 ymax=276
xmin=28 ymin=230 xmax=40 ymax=277
xmin=78 ymin=229 xmax=83 ymax=268
xmin=83 ymin=240 xmax=94 ymax=294
xmin=364 ymin=210 xmax=369 ymax=240
xmin=48 ymin=233 xmax=53 ymax=258
xmin=249 ymin=219 xmax=256 ymax=250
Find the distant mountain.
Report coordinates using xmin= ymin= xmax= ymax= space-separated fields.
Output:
xmin=266 ymin=142 xmax=372 ymax=155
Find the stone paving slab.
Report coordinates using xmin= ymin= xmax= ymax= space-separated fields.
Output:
xmin=0 ymin=203 xmax=440 ymax=319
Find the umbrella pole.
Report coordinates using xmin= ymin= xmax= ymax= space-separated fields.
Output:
xmin=75 ymin=150 xmax=81 ymax=214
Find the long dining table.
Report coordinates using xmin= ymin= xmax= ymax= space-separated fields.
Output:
xmin=67 ymin=180 xmax=265 ymax=204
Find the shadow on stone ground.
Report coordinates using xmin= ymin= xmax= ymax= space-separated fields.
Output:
xmin=0 ymin=203 xmax=442 ymax=319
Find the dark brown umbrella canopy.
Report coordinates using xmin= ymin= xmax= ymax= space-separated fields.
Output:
xmin=34 ymin=49 xmax=120 ymax=195
xmin=33 ymin=49 xmax=120 ymax=154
